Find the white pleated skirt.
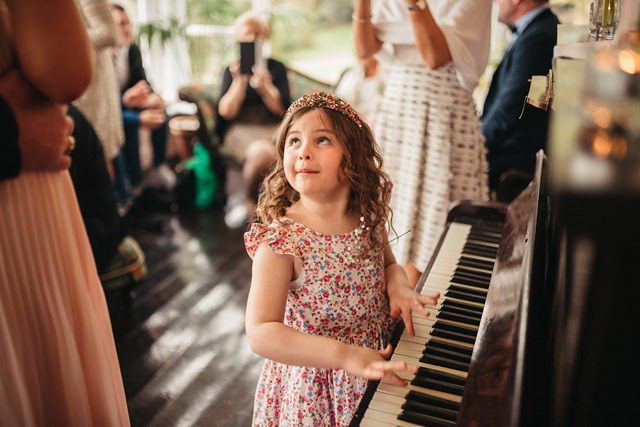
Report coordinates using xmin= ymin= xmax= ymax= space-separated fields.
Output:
xmin=376 ymin=59 xmax=488 ymax=271
xmin=0 ymin=171 xmax=130 ymax=427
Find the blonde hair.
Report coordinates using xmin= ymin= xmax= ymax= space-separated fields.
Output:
xmin=234 ymin=10 xmax=270 ymax=38
xmin=255 ymin=105 xmax=393 ymax=247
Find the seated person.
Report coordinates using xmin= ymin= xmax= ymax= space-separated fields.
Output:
xmin=216 ymin=10 xmax=291 ymax=227
xmin=67 ymin=103 xmax=146 ymax=288
xmin=111 ymin=2 xmax=174 ymax=206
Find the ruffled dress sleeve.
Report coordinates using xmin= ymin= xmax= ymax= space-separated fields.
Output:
xmin=244 ymin=220 xmax=297 ymax=259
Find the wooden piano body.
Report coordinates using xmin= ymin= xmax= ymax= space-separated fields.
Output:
xmin=351 ymin=151 xmax=640 ymax=426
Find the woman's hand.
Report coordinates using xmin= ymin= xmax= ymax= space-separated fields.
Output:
xmin=229 ymin=60 xmax=250 ymax=86
xmin=249 ymin=66 xmax=273 ymax=93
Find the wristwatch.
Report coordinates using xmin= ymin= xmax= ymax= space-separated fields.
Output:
xmin=407 ymin=0 xmax=427 ymax=12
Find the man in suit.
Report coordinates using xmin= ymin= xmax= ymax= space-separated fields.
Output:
xmin=482 ymin=0 xmax=559 ymax=195
xmin=110 ymin=2 xmax=173 ymax=204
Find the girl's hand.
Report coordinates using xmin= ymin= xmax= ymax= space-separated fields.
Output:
xmin=343 ymin=344 xmax=417 ymax=387
xmin=388 ymin=285 xmax=439 ymax=337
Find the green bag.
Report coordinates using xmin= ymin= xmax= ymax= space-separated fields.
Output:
xmin=185 ymin=142 xmax=217 ymax=210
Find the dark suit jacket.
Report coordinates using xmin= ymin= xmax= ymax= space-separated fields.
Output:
xmin=0 ymin=96 xmax=20 ymax=180
xmin=482 ymin=8 xmax=559 ymax=190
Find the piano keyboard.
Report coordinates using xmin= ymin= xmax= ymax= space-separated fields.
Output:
xmin=357 ymin=221 xmax=503 ymax=427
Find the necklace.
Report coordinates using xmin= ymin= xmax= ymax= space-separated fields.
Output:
xmin=343 ymin=216 xmax=369 ymax=266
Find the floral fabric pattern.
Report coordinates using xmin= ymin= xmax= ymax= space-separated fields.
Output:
xmin=245 ymin=218 xmax=394 ymax=426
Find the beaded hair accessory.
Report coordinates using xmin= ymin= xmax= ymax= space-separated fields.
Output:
xmin=287 ymin=91 xmax=363 ymax=128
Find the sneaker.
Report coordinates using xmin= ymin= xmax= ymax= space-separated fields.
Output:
xmin=100 ymin=236 xmax=147 ymax=292
xmin=135 ymin=186 xmax=176 ymax=212
xmin=224 ymin=200 xmax=248 ymax=229
xmin=122 ymin=202 xmax=166 ymax=233
xmin=146 ymin=164 xmax=177 ymax=192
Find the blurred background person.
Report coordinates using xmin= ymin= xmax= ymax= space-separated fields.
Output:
xmin=73 ymin=0 xmax=124 ymax=182
xmin=482 ymin=0 xmax=559 ymax=198
xmin=216 ymin=10 xmax=291 ymax=228
xmin=111 ymin=2 xmax=175 ymax=211
xmin=0 ymin=0 xmax=130 ymax=424
xmin=353 ymin=0 xmax=492 ymax=287
xmin=334 ymin=55 xmax=385 ymax=127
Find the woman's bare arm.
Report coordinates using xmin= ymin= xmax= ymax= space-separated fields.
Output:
xmin=6 ymin=0 xmax=92 ymax=101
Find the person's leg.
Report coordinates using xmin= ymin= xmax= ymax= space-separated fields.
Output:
xmin=122 ymin=110 xmax=144 ymax=187
xmin=243 ymin=139 xmax=275 ymax=213
xmin=111 ymin=151 xmax=133 ymax=207
xmin=150 ymin=117 xmax=169 ymax=168
xmin=224 ymin=138 xmax=274 ymax=228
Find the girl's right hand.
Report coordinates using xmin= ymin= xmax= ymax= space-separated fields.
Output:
xmin=344 ymin=344 xmax=417 ymax=386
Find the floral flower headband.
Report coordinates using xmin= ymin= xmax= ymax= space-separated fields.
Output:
xmin=286 ymin=91 xmax=363 ymax=128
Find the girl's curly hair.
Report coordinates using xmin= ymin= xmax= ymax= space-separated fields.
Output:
xmin=255 ymin=106 xmax=393 ymax=247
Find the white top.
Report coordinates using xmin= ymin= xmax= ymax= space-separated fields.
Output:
xmin=371 ymin=0 xmax=493 ymax=93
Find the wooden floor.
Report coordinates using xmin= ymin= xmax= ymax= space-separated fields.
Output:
xmin=105 ymin=173 xmax=260 ymax=427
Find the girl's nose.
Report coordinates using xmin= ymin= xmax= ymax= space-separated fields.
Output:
xmin=298 ymin=143 xmax=312 ymax=160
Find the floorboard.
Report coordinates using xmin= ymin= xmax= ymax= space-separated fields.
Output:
xmin=106 ymin=184 xmax=259 ymax=427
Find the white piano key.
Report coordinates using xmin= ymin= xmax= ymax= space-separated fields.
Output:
xmin=361 ymin=408 xmax=423 ymax=427
xmin=377 ymin=380 xmax=463 ymax=403
xmin=391 ymin=353 xmax=468 ymax=379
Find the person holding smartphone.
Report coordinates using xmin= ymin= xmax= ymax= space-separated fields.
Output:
xmin=216 ymin=10 xmax=291 ymax=228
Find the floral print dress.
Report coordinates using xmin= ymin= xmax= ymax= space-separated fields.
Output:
xmin=244 ymin=217 xmax=394 ymax=426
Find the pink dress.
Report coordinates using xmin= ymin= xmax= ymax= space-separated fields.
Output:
xmin=0 ymin=173 xmax=130 ymax=427
xmin=245 ymin=218 xmax=395 ymax=426
xmin=0 ymin=3 xmax=128 ymax=423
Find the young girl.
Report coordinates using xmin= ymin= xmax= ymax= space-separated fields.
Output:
xmin=244 ymin=91 xmax=438 ymax=426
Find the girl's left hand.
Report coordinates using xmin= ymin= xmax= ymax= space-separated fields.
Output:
xmin=388 ymin=286 xmax=439 ymax=337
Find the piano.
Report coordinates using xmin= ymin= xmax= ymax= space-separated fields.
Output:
xmin=350 ymin=151 xmax=640 ymax=426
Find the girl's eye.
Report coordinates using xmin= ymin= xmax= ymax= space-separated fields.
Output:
xmin=317 ymin=136 xmax=330 ymax=145
xmin=286 ymin=137 xmax=300 ymax=147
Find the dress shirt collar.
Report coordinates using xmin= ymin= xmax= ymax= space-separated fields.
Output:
xmin=513 ymin=3 xmax=550 ymax=38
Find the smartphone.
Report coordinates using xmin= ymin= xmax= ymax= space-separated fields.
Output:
xmin=240 ymin=41 xmax=255 ymax=75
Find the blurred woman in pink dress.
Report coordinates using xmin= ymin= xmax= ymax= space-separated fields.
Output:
xmin=0 ymin=0 xmax=129 ymax=425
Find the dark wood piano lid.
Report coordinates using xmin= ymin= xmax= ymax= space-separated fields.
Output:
xmin=457 ymin=152 xmax=548 ymax=427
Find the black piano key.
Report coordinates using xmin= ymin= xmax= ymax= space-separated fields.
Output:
xmin=458 ymin=256 xmax=495 ymax=270
xmin=399 ymin=409 xmax=457 ymax=427
xmin=442 ymin=298 xmax=484 ymax=315
xmin=401 ymin=400 xmax=458 ymax=422
xmin=454 ymin=267 xmax=492 ymax=282
xmin=465 ymin=238 xmax=498 ymax=248
xmin=463 ymin=244 xmax=497 ymax=257
xmin=434 ymin=321 xmax=476 ymax=337
xmin=454 ymin=267 xmax=492 ymax=281
xmin=451 ymin=274 xmax=490 ymax=290
xmin=421 ymin=353 xmax=470 ymax=372
xmin=431 ymin=328 xmax=476 ymax=344
xmin=424 ymin=343 xmax=473 ymax=364
xmin=411 ymin=376 xmax=465 ymax=396
xmin=471 ymin=222 xmax=503 ymax=234
xmin=415 ymin=367 xmax=466 ymax=386
xmin=427 ymin=339 xmax=474 ymax=357
xmin=438 ymin=310 xmax=481 ymax=326
xmin=448 ymin=284 xmax=486 ymax=298
xmin=468 ymin=232 xmax=501 ymax=244
xmin=405 ymin=390 xmax=460 ymax=412
xmin=446 ymin=289 xmax=486 ymax=304
xmin=439 ymin=303 xmax=483 ymax=321
xmin=433 ymin=320 xmax=478 ymax=337
xmin=455 ymin=266 xmax=492 ymax=279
